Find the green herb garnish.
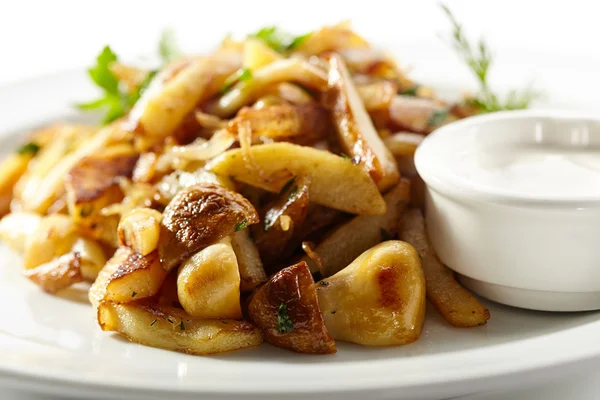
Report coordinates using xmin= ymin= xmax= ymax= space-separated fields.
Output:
xmin=428 ymin=109 xmax=449 ymax=127
xmin=319 ymin=281 xmax=329 ymax=286
xmin=131 ymin=291 xmax=137 ymax=298
xmin=380 ymin=228 xmax=393 ymax=241
xmin=158 ymin=29 xmax=183 ymax=63
xmin=165 ymin=316 xmax=174 ymax=324
xmin=251 ymin=26 xmax=312 ymax=52
xmin=220 ymin=68 xmax=253 ymax=95
xmin=17 ymin=142 xmax=40 ymax=156
xmin=277 ymin=303 xmax=294 ymax=334
xmin=279 ymin=176 xmax=296 ymax=196
xmin=179 ymin=321 xmax=185 ymax=331
xmin=79 ymin=205 xmax=94 ymax=218
xmin=150 ymin=319 xmax=157 ymax=327
xmin=441 ymin=4 xmax=540 ymax=113
xmin=340 ymin=152 xmax=351 ymax=161
xmin=400 ymin=85 xmax=419 ymax=96
xmin=235 ymin=219 xmax=248 ymax=232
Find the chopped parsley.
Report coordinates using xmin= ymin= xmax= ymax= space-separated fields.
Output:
xmin=251 ymin=26 xmax=312 ymax=53
xmin=17 ymin=142 xmax=40 ymax=156
xmin=165 ymin=316 xmax=174 ymax=324
xmin=79 ymin=205 xmax=94 ymax=218
xmin=235 ymin=218 xmax=248 ymax=232
xmin=400 ymin=85 xmax=418 ymax=96
xmin=428 ymin=109 xmax=449 ymax=127
xmin=380 ymin=228 xmax=393 ymax=241
xmin=340 ymin=152 xmax=351 ymax=161
xmin=277 ymin=303 xmax=294 ymax=334
xmin=179 ymin=321 xmax=185 ymax=331
xmin=319 ymin=281 xmax=329 ymax=286
xmin=131 ymin=291 xmax=137 ymax=298
xmin=441 ymin=4 xmax=540 ymax=112
xmin=220 ymin=68 xmax=253 ymax=95
xmin=150 ymin=319 xmax=157 ymax=326
xmin=279 ymin=176 xmax=296 ymax=196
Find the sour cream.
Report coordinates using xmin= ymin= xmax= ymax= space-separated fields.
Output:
xmin=452 ymin=145 xmax=600 ymax=198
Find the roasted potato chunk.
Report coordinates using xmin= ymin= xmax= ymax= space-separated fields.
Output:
xmin=388 ymin=95 xmax=454 ymax=134
xmin=227 ymin=104 xmax=330 ymax=143
xmin=249 ymin=261 xmax=336 ymax=354
xmin=159 ymin=183 xmax=259 ymax=271
xmin=230 ymin=229 xmax=267 ymax=292
xmin=89 ymin=247 xmax=130 ymax=310
xmin=0 ymin=212 xmax=41 ymax=252
xmin=316 ymin=241 xmax=426 ymax=346
xmin=155 ymin=169 xmax=235 ymax=206
xmin=72 ymin=238 xmax=107 ymax=281
xmin=399 ymin=209 xmax=490 ymax=327
xmin=117 ymin=208 xmax=162 ymax=256
xmin=0 ymin=150 xmax=36 ymax=216
xmin=253 ymin=176 xmax=310 ymax=266
xmin=326 ymin=54 xmax=399 ymax=191
xmin=23 ymin=215 xmax=78 ymax=269
xmin=98 ymin=302 xmax=262 ymax=355
xmin=177 ymin=238 xmax=242 ymax=319
xmin=24 ymin=252 xmax=83 ymax=294
xmin=206 ymin=143 xmax=386 ymax=215
xmin=356 ymin=81 xmax=397 ymax=111
xmin=383 ymin=132 xmax=425 ymax=157
xmin=303 ymin=179 xmax=410 ymax=275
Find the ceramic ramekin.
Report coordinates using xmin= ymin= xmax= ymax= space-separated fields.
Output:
xmin=415 ymin=110 xmax=600 ymax=311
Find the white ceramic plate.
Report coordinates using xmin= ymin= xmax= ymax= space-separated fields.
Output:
xmin=1 ymin=70 xmax=600 ymax=400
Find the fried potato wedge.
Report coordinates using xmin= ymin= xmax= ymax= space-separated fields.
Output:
xmin=248 ymin=261 xmax=336 ymax=354
xmin=383 ymin=132 xmax=425 ymax=157
xmin=0 ymin=151 xmax=35 ymax=216
xmin=243 ymin=37 xmax=282 ymax=71
xmin=159 ymin=183 xmax=259 ymax=271
xmin=316 ymin=241 xmax=426 ymax=346
xmin=253 ymin=176 xmax=310 ymax=266
xmin=206 ymin=143 xmax=386 ymax=215
xmin=399 ymin=209 xmax=490 ymax=327
xmin=130 ymin=50 xmax=242 ymax=139
xmin=72 ymin=238 xmax=107 ymax=282
xmin=23 ymin=215 xmax=78 ymax=269
xmin=117 ymin=208 xmax=162 ymax=256
xmin=177 ymin=238 xmax=242 ymax=319
xmin=388 ymin=96 xmax=454 ymax=134
xmin=0 ymin=212 xmax=41 ymax=252
xmin=227 ymin=104 xmax=330 ymax=143
xmin=303 ymin=178 xmax=410 ymax=275
xmin=208 ymin=58 xmax=328 ymax=117
xmin=230 ymin=229 xmax=267 ymax=292
xmin=104 ymin=249 xmax=166 ymax=304
xmin=24 ymin=252 xmax=83 ymax=294
xmin=356 ymin=81 xmax=397 ymax=111
xmin=293 ymin=22 xmax=369 ymax=56
xmin=89 ymin=247 xmax=130 ymax=310
xmin=97 ymin=302 xmax=262 ymax=355
xmin=326 ymin=54 xmax=399 ymax=191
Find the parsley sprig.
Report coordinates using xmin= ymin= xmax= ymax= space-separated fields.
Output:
xmin=441 ymin=4 xmax=541 ymax=112
xmin=277 ymin=303 xmax=294 ymax=334
xmin=78 ymin=30 xmax=181 ymax=124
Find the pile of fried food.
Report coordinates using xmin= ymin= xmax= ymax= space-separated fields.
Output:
xmin=0 ymin=21 xmax=495 ymax=355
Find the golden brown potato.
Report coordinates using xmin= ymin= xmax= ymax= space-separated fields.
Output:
xmin=158 ymin=183 xmax=259 ymax=271
xmin=97 ymin=301 xmax=263 ymax=355
xmin=71 ymin=238 xmax=107 ymax=282
xmin=326 ymin=54 xmax=399 ymax=191
xmin=24 ymin=252 xmax=83 ymax=294
xmin=227 ymin=104 xmax=330 ymax=143
xmin=23 ymin=215 xmax=78 ymax=269
xmin=65 ymin=145 xmax=138 ymax=226
xmin=248 ymin=261 xmax=336 ymax=354
xmin=388 ymin=96 xmax=454 ymax=134
xmin=356 ymin=81 xmax=397 ymax=111
xmin=117 ymin=208 xmax=162 ymax=256
xmin=399 ymin=209 xmax=490 ymax=327
xmin=230 ymin=229 xmax=267 ymax=292
xmin=302 ymin=179 xmax=410 ymax=275
xmin=104 ymin=249 xmax=167 ymax=304
xmin=155 ymin=169 xmax=235 ymax=206
xmin=89 ymin=248 xmax=129 ymax=309
xmin=129 ymin=50 xmax=242 ymax=139
xmin=0 ymin=212 xmax=41 ymax=252
xmin=316 ymin=241 xmax=426 ymax=346
xmin=177 ymin=238 xmax=241 ymax=319
xmin=0 ymin=151 xmax=35 ymax=216
xmin=383 ymin=132 xmax=425 ymax=157
xmin=206 ymin=143 xmax=386 ymax=215
xmin=293 ymin=22 xmax=369 ymax=56
xmin=252 ymin=176 xmax=310 ymax=266
xmin=207 ymin=58 xmax=328 ymax=117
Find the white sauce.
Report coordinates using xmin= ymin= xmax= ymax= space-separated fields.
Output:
xmin=452 ymin=145 xmax=600 ymax=198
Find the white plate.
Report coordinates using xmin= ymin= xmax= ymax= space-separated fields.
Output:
xmin=2 ymin=70 xmax=600 ymax=400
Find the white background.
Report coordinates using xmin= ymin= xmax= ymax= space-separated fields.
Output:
xmin=1 ymin=0 xmax=600 ymax=399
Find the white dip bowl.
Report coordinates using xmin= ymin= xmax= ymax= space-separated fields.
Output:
xmin=415 ymin=110 xmax=600 ymax=311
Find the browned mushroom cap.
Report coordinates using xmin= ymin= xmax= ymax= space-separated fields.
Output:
xmin=158 ymin=183 xmax=259 ymax=271
xmin=248 ymin=261 xmax=336 ymax=354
